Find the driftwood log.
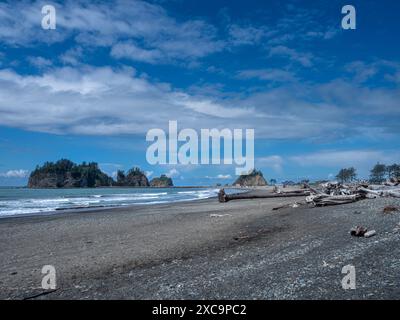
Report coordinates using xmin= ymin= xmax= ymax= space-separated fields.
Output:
xmin=358 ymin=187 xmax=400 ymax=198
xmin=218 ymin=189 xmax=310 ymax=203
xmin=306 ymin=194 xmax=365 ymax=206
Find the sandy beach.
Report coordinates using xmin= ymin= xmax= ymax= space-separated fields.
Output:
xmin=1 ymin=195 xmax=400 ymax=300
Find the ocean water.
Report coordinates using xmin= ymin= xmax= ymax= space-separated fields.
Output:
xmin=0 ymin=187 xmax=239 ymax=218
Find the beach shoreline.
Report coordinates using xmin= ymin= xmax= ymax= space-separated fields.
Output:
xmin=0 ymin=186 xmax=248 ymax=219
xmin=0 ymin=197 xmax=217 ymax=221
xmin=1 ymin=195 xmax=400 ymax=299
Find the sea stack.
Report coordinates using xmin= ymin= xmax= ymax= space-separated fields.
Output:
xmin=115 ymin=167 xmax=150 ymax=187
xmin=28 ymin=159 xmax=113 ymax=188
xmin=150 ymin=175 xmax=174 ymax=187
xmin=233 ymin=169 xmax=267 ymax=187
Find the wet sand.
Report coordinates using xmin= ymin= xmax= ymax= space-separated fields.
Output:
xmin=1 ymin=195 xmax=400 ymax=299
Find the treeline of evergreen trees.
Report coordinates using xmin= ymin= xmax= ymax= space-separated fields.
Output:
xmin=335 ymin=163 xmax=400 ymax=183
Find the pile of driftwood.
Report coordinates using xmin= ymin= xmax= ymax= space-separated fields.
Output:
xmin=218 ymin=178 xmax=400 ymax=208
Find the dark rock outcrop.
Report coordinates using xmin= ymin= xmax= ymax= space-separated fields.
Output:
xmin=150 ymin=175 xmax=173 ymax=187
xmin=28 ymin=159 xmax=113 ymax=188
xmin=115 ymin=167 xmax=149 ymax=187
xmin=233 ymin=169 xmax=267 ymax=187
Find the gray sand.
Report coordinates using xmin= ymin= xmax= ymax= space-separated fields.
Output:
xmin=1 ymin=196 xmax=400 ymax=299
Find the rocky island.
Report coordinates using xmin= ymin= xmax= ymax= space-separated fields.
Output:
xmin=233 ymin=169 xmax=267 ymax=187
xmin=28 ymin=159 xmax=113 ymax=188
xmin=115 ymin=168 xmax=150 ymax=187
xmin=28 ymin=159 xmax=163 ymax=188
xmin=150 ymin=174 xmax=173 ymax=187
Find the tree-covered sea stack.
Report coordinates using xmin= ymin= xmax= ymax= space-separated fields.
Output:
xmin=28 ymin=159 xmax=113 ymax=188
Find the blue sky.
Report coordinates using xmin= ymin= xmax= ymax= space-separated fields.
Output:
xmin=0 ymin=0 xmax=399 ymax=186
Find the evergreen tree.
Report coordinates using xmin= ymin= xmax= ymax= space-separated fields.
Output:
xmin=370 ymin=163 xmax=387 ymax=183
xmin=336 ymin=167 xmax=357 ymax=183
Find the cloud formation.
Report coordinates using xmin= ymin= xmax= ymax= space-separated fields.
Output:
xmin=0 ymin=0 xmax=223 ymax=64
xmin=0 ymin=169 xmax=29 ymax=178
xmin=0 ymin=63 xmax=399 ymax=142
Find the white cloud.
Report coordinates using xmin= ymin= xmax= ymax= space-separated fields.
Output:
xmin=345 ymin=61 xmax=378 ymax=83
xmin=60 ymin=47 xmax=84 ymax=66
xmin=0 ymin=169 xmax=29 ymax=178
xmin=216 ymin=174 xmax=232 ymax=179
xmin=165 ymin=168 xmax=179 ymax=178
xmin=269 ymin=46 xmax=314 ymax=67
xmin=345 ymin=60 xmax=400 ymax=84
xmin=227 ymin=24 xmax=267 ymax=46
xmin=266 ymin=5 xmax=339 ymax=46
xmin=205 ymin=174 xmax=232 ymax=179
xmin=305 ymin=28 xmax=337 ymax=40
xmin=100 ymin=162 xmax=123 ymax=168
xmin=174 ymin=92 xmax=253 ymax=118
xmin=27 ymin=56 xmax=52 ymax=69
xmin=257 ymin=156 xmax=283 ymax=173
xmin=111 ymin=42 xmax=163 ymax=64
xmin=237 ymin=69 xmax=296 ymax=82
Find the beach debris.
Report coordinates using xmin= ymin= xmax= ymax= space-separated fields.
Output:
xmin=383 ymin=205 xmax=399 ymax=214
xmin=306 ymin=194 xmax=363 ymax=207
xmin=350 ymin=226 xmax=368 ymax=237
xmin=210 ymin=213 xmax=231 ymax=218
xmin=358 ymin=187 xmax=400 ymax=198
xmin=350 ymin=226 xmax=377 ymax=238
xmin=233 ymin=235 xmax=250 ymax=241
xmin=218 ymin=189 xmax=228 ymax=202
xmin=322 ymin=260 xmax=335 ymax=268
xmin=23 ymin=289 xmax=59 ymax=300
xmin=219 ymin=180 xmax=400 ymax=209
xmin=364 ymin=230 xmax=377 ymax=238
xmin=384 ymin=177 xmax=400 ymax=186
xmin=272 ymin=201 xmax=306 ymax=210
